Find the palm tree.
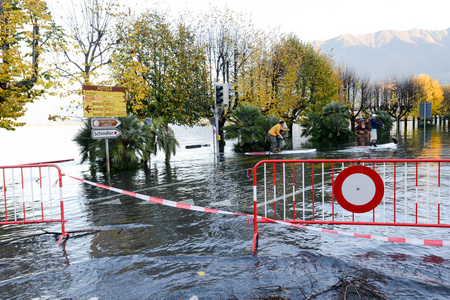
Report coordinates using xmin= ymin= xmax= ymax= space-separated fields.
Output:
xmin=301 ymin=101 xmax=353 ymax=144
xmin=373 ymin=110 xmax=393 ymax=131
xmin=322 ymin=101 xmax=353 ymax=141
xmin=300 ymin=112 xmax=322 ymax=142
xmin=146 ymin=117 xmax=179 ymax=163
xmin=107 ymin=116 xmax=154 ymax=170
xmin=223 ymin=105 xmax=267 ymax=152
xmin=73 ymin=116 xmax=178 ymax=171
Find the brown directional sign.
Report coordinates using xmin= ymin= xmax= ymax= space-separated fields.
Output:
xmin=82 ymin=85 xmax=127 ymax=117
xmin=91 ymin=118 xmax=121 ymax=129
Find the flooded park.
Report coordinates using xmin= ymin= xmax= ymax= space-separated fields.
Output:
xmin=0 ymin=121 xmax=450 ymax=299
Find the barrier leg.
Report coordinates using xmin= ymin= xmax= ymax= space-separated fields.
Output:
xmin=252 ymin=231 xmax=259 ymax=256
xmin=57 ymin=200 xmax=69 ymax=245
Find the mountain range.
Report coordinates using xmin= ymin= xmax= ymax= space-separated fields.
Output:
xmin=313 ymin=28 xmax=450 ymax=85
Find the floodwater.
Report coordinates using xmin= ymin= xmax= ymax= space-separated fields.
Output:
xmin=0 ymin=122 xmax=450 ymax=299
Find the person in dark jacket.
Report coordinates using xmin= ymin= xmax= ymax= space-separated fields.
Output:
xmin=369 ymin=114 xmax=384 ymax=147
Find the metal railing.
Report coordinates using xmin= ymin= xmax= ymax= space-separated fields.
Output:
xmin=247 ymin=159 xmax=450 ymax=253
xmin=0 ymin=164 xmax=68 ymax=244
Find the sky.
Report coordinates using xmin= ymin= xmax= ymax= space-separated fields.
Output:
xmin=20 ymin=0 xmax=450 ymax=124
xmin=127 ymin=0 xmax=450 ymax=42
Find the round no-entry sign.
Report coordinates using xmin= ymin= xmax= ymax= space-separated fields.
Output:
xmin=333 ymin=165 xmax=384 ymax=213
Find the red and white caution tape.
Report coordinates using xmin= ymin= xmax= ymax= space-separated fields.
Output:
xmin=67 ymin=175 xmax=253 ymax=218
xmin=67 ymin=175 xmax=450 ymax=247
xmin=264 ymin=218 xmax=450 ymax=247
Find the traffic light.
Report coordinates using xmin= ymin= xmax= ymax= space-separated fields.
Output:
xmin=215 ymin=82 xmax=229 ymax=107
xmin=215 ymin=84 xmax=224 ymax=105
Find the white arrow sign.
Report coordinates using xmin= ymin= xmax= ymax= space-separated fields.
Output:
xmin=91 ymin=129 xmax=122 ymax=139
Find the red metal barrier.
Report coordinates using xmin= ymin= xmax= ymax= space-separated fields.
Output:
xmin=0 ymin=164 xmax=68 ymax=244
xmin=248 ymin=159 xmax=450 ymax=253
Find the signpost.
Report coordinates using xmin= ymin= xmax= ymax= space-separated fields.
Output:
xmin=419 ymin=102 xmax=432 ymax=141
xmin=89 ymin=117 xmax=122 ymax=175
xmin=82 ymin=85 xmax=127 ymax=118
xmin=419 ymin=102 xmax=432 ymax=119
xmin=82 ymin=85 xmax=127 ymax=176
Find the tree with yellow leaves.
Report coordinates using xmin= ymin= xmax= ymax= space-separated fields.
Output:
xmin=0 ymin=0 xmax=61 ymax=130
xmin=442 ymin=84 xmax=450 ymax=114
xmin=411 ymin=74 xmax=443 ymax=117
xmin=240 ymin=34 xmax=340 ymax=128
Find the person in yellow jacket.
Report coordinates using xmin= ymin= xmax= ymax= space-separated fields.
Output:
xmin=268 ymin=121 xmax=288 ymax=153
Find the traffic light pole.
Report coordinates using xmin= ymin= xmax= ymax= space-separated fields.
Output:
xmin=215 ymin=106 xmax=220 ymax=159
xmin=214 ymin=82 xmax=229 ymax=160
xmin=105 ymin=139 xmax=110 ymax=174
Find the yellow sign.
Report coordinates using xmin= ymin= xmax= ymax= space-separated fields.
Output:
xmin=82 ymin=85 xmax=127 ymax=117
